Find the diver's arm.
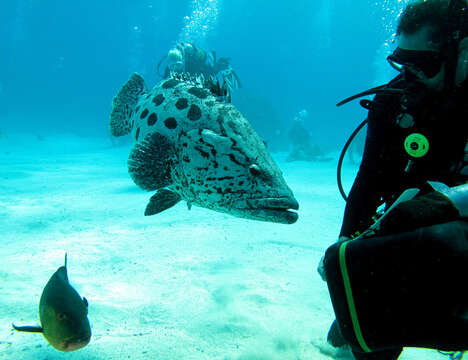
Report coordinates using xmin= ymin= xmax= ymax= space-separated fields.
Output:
xmin=340 ymin=173 xmax=381 ymax=237
xmin=340 ymin=113 xmax=386 ymax=237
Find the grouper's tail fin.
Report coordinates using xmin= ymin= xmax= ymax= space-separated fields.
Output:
xmin=110 ymin=73 xmax=147 ymax=137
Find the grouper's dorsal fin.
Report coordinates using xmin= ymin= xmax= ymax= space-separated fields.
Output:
xmin=128 ymin=133 xmax=175 ymax=191
xmin=110 ymin=73 xmax=147 ymax=137
xmin=12 ymin=324 xmax=43 ymax=333
xmin=145 ymin=189 xmax=181 ymax=216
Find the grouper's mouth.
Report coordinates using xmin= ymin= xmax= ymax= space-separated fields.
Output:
xmin=242 ymin=197 xmax=299 ymax=224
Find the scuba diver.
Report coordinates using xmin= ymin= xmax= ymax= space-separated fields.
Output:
xmin=286 ymin=109 xmax=329 ymax=162
xmin=157 ymin=42 xmax=242 ymax=91
xmin=320 ymin=0 xmax=468 ymax=359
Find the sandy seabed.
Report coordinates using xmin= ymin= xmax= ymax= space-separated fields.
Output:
xmin=0 ymin=133 xmax=448 ymax=360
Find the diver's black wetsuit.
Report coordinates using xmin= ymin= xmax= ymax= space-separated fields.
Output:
xmin=332 ymin=74 xmax=468 ymax=360
xmin=340 ymin=74 xmax=468 ymax=237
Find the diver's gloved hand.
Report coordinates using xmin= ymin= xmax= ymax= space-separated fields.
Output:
xmin=317 ymin=256 xmax=326 ymax=281
xmin=378 ymin=191 xmax=460 ymax=236
xmin=318 ymin=236 xmax=351 ymax=281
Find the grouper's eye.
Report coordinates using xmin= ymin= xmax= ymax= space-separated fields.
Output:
xmin=249 ymin=164 xmax=261 ymax=177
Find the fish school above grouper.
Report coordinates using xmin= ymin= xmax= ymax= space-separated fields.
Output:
xmin=13 ymin=254 xmax=91 ymax=352
xmin=110 ymin=73 xmax=299 ymax=224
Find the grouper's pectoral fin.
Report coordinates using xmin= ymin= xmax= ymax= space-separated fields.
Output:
xmin=145 ymin=189 xmax=181 ymax=216
xmin=12 ymin=323 xmax=43 ymax=333
xmin=128 ymin=133 xmax=176 ymax=191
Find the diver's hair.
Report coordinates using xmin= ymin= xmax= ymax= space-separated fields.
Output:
xmin=396 ymin=0 xmax=468 ymax=45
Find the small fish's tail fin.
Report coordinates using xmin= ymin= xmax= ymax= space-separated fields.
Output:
xmin=110 ymin=73 xmax=147 ymax=137
xmin=12 ymin=323 xmax=43 ymax=333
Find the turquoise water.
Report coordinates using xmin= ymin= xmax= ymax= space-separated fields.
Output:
xmin=0 ymin=1 xmax=451 ymax=359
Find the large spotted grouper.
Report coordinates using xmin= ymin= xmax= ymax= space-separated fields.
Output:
xmin=110 ymin=73 xmax=299 ymax=224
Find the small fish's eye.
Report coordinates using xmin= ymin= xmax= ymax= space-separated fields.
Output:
xmin=56 ymin=313 xmax=67 ymax=322
xmin=249 ymin=164 xmax=261 ymax=177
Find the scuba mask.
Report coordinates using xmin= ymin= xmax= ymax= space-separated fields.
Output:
xmin=387 ymin=48 xmax=446 ymax=78
xmin=387 ymin=0 xmax=468 ymax=86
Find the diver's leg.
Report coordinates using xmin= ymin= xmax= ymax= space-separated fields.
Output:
xmin=352 ymin=348 xmax=403 ymax=360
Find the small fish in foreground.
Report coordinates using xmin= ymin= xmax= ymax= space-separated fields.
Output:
xmin=12 ymin=254 xmax=91 ymax=352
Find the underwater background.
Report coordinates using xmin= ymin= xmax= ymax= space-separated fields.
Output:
xmin=0 ymin=0 xmax=403 ymax=144
xmin=0 ymin=0 xmax=450 ymax=359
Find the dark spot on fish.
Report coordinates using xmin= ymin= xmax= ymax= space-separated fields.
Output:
xmin=152 ymin=94 xmax=164 ymax=106
xmin=162 ymin=79 xmax=179 ymax=89
xmin=227 ymin=119 xmax=242 ymax=136
xmin=140 ymin=109 xmax=149 ymax=119
xmin=147 ymin=113 xmax=157 ymax=126
xmin=175 ymin=98 xmax=188 ymax=110
xmin=216 ymin=115 xmax=227 ymax=136
xmin=146 ymin=94 xmax=151 ymax=99
xmin=216 ymin=188 xmax=223 ymax=194
xmin=164 ymin=117 xmax=177 ymax=129
xmin=188 ymin=87 xmax=209 ymax=99
xmin=224 ymin=166 xmax=228 ymax=171
xmin=238 ymin=181 xmax=244 ymax=186
xmin=183 ymin=156 xmax=190 ymax=163
xmin=136 ymin=127 xmax=140 ymax=141
xmin=188 ymin=104 xmax=202 ymax=121
xmin=206 ymin=189 xmax=213 ymax=194
xmin=135 ymin=105 xmax=141 ymax=113
xmin=229 ymin=154 xmax=242 ymax=165
xmin=195 ymin=146 xmax=209 ymax=159
xmin=211 ymin=149 xmax=217 ymax=156
xmin=214 ymin=161 xmax=218 ymax=168
xmin=218 ymin=176 xmax=234 ymax=181
xmin=182 ymin=142 xmax=188 ymax=147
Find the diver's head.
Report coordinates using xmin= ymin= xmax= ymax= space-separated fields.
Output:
xmin=388 ymin=25 xmax=447 ymax=89
xmin=388 ymin=0 xmax=468 ymax=90
xmin=167 ymin=48 xmax=184 ymax=73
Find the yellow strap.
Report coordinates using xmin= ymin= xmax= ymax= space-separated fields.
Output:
xmin=339 ymin=241 xmax=372 ymax=353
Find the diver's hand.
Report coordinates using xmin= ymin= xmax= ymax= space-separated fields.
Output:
xmin=317 ymin=236 xmax=351 ymax=282
xmin=317 ymin=256 xmax=327 ymax=281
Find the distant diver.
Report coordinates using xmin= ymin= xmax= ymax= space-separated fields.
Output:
xmin=157 ymin=42 xmax=242 ymax=91
xmin=13 ymin=254 xmax=91 ymax=352
xmin=286 ymin=109 xmax=331 ymax=162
